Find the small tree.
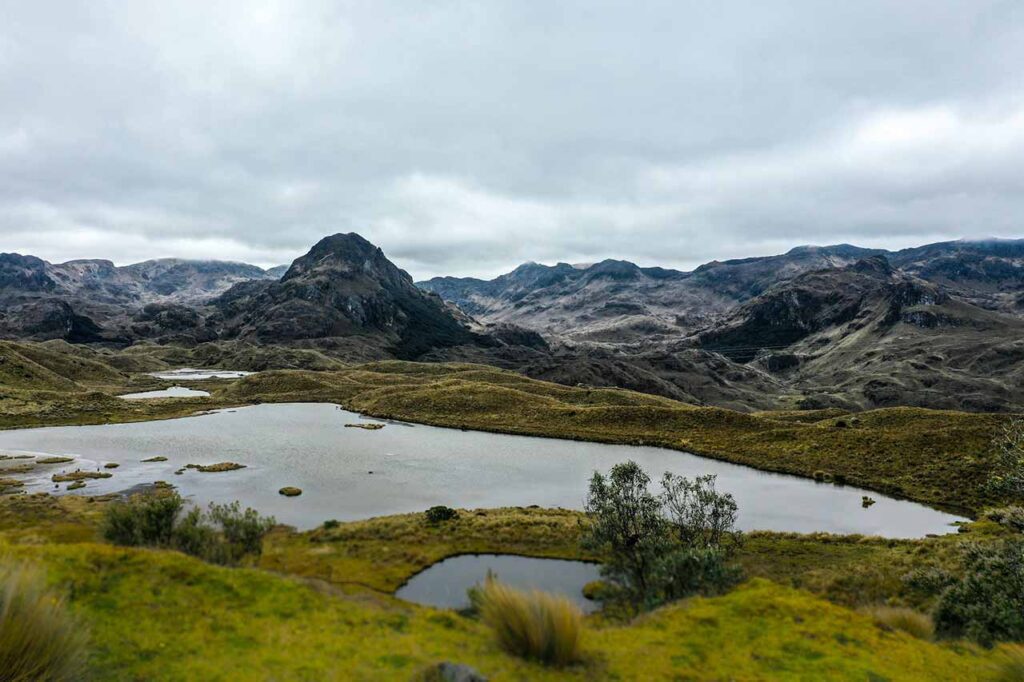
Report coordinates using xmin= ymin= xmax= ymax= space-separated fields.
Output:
xmin=582 ymin=461 xmax=671 ymax=603
xmin=933 ymin=539 xmax=1024 ymax=647
xmin=582 ymin=461 xmax=742 ymax=608
xmin=989 ymin=417 xmax=1024 ymax=499
xmin=661 ymin=473 xmax=741 ymax=553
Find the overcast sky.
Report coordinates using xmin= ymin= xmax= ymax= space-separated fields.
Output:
xmin=1 ymin=1 xmax=1022 ymax=279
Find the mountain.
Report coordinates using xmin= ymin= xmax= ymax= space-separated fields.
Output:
xmin=207 ymin=233 xmax=479 ymax=358
xmin=417 ymin=245 xmax=879 ymax=343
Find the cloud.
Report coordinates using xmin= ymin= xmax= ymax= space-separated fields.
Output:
xmin=1 ymin=1 xmax=1022 ymax=278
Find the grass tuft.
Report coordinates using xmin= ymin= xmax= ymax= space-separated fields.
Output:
xmin=475 ymin=577 xmax=583 ymax=666
xmin=861 ymin=605 xmax=934 ymax=640
xmin=993 ymin=645 xmax=1024 ymax=681
xmin=0 ymin=563 xmax=87 ymax=681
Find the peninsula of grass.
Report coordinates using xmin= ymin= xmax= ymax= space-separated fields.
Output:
xmin=0 ymin=341 xmax=1015 ymax=514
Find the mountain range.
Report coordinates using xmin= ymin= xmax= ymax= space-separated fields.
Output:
xmin=2 ymin=235 xmax=1022 ymax=412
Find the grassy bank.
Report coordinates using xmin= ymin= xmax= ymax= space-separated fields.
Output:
xmin=0 ymin=343 xmax=1013 ymax=513
xmin=0 ymin=494 xmax=1011 ymax=680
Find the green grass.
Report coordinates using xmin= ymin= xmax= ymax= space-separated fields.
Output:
xmin=0 ymin=561 xmax=88 ymax=681
xmin=474 ymin=577 xmax=584 ymax=666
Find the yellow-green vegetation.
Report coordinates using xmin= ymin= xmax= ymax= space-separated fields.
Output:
xmin=186 ymin=462 xmax=246 ymax=473
xmin=474 ymin=578 xmax=584 ymax=666
xmin=51 ymin=470 xmax=112 ymax=482
xmin=0 ymin=493 xmax=1016 ymax=679
xmin=141 ymin=456 xmax=168 ymax=462
xmin=278 ymin=487 xmax=302 ymax=496
xmin=345 ymin=422 xmax=385 ymax=430
xmin=37 ymin=456 xmax=75 ymax=464
xmin=861 ymin=605 xmax=935 ymax=640
xmin=0 ymin=562 xmax=88 ymax=681
xmin=0 ymin=342 xmax=1015 ymax=513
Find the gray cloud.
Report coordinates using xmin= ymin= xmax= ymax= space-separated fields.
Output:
xmin=1 ymin=1 xmax=1022 ymax=278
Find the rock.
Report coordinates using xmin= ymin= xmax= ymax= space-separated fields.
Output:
xmin=420 ymin=662 xmax=488 ymax=682
xmin=278 ymin=487 xmax=302 ymax=497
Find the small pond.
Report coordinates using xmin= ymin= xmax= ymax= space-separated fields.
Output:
xmin=396 ymin=554 xmax=602 ymax=613
xmin=0 ymin=403 xmax=965 ymax=536
xmin=120 ymin=386 xmax=211 ymax=400
xmin=147 ymin=368 xmax=253 ymax=380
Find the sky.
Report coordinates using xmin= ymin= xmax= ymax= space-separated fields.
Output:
xmin=1 ymin=1 xmax=1023 ymax=280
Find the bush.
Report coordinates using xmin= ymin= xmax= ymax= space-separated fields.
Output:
xmin=102 ymin=492 xmax=184 ymax=547
xmin=582 ymin=461 xmax=742 ymax=608
xmin=933 ymin=539 xmax=1024 ymax=646
xmin=425 ymin=506 xmax=458 ymax=523
xmin=988 ymin=417 xmax=1024 ymax=499
xmin=101 ymin=493 xmax=275 ymax=566
xmin=475 ymin=577 xmax=583 ymax=666
xmin=861 ymin=606 xmax=934 ymax=640
xmin=987 ymin=506 xmax=1024 ymax=533
xmin=0 ymin=563 xmax=88 ymax=681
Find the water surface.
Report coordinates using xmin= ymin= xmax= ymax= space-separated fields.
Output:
xmin=396 ymin=555 xmax=602 ymax=613
xmin=120 ymin=386 xmax=211 ymax=400
xmin=148 ymin=368 xmax=253 ymax=380
xmin=0 ymin=403 xmax=965 ymax=536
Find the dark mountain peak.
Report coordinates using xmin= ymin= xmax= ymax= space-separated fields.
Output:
xmin=585 ymin=259 xmax=642 ymax=280
xmin=0 ymin=253 xmax=55 ymax=291
xmin=281 ymin=232 xmax=404 ymax=283
xmin=851 ymin=254 xmax=893 ymax=276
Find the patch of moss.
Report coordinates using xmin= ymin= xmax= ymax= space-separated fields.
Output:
xmin=185 ymin=462 xmax=246 ymax=473
xmin=51 ymin=471 xmax=112 ymax=483
xmin=345 ymin=423 xmax=385 ymax=430
xmin=37 ymin=456 xmax=75 ymax=465
xmin=278 ymin=487 xmax=302 ymax=497
xmin=141 ymin=456 xmax=168 ymax=463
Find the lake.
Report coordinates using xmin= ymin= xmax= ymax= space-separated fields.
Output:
xmin=396 ymin=554 xmax=602 ymax=613
xmin=120 ymin=386 xmax=211 ymax=399
xmin=0 ymin=403 xmax=965 ymax=536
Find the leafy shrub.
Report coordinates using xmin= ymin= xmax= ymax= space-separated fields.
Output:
xmin=987 ymin=506 xmax=1024 ymax=533
xmin=101 ymin=492 xmax=275 ymax=566
xmin=323 ymin=519 xmax=340 ymax=530
xmin=988 ymin=417 xmax=1024 ymax=498
xmin=0 ymin=563 xmax=88 ymax=681
xmin=582 ymin=461 xmax=742 ymax=608
xmin=933 ymin=539 xmax=1024 ymax=646
xmin=425 ymin=506 xmax=458 ymax=523
xmin=474 ymin=577 xmax=583 ymax=666
xmin=861 ymin=605 xmax=934 ymax=640
xmin=102 ymin=492 xmax=184 ymax=547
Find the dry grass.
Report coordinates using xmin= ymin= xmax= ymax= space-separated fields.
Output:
xmin=992 ymin=645 xmax=1024 ymax=681
xmin=475 ymin=577 xmax=584 ymax=666
xmin=861 ymin=605 xmax=935 ymax=640
xmin=0 ymin=562 xmax=88 ymax=681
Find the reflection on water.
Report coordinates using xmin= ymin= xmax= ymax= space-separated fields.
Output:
xmin=396 ymin=554 xmax=602 ymax=613
xmin=120 ymin=386 xmax=211 ymax=400
xmin=147 ymin=368 xmax=253 ymax=380
xmin=0 ymin=403 xmax=965 ymax=536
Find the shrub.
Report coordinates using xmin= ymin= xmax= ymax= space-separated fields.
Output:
xmin=101 ymin=493 xmax=274 ymax=566
xmin=0 ymin=563 xmax=88 ymax=681
xmin=102 ymin=492 xmax=184 ymax=547
xmin=988 ymin=417 xmax=1024 ymax=499
xmin=987 ymin=506 xmax=1024 ymax=533
xmin=208 ymin=501 xmax=276 ymax=560
xmin=425 ymin=506 xmax=458 ymax=523
xmin=475 ymin=577 xmax=583 ymax=666
xmin=861 ymin=605 xmax=934 ymax=640
xmin=933 ymin=539 xmax=1024 ymax=646
xmin=582 ymin=461 xmax=742 ymax=608
xmin=323 ymin=519 xmax=340 ymax=530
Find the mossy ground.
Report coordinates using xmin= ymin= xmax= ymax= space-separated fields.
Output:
xmin=0 ymin=494 xmax=1010 ymax=680
xmin=0 ymin=342 xmax=1020 ymax=678
xmin=0 ymin=346 xmax=1015 ymax=513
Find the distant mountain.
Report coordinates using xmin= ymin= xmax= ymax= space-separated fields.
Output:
xmin=417 ymin=244 xmax=880 ymax=342
xmin=208 ymin=233 xmax=479 ymax=358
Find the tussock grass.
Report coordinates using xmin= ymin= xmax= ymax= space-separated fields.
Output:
xmin=993 ymin=645 xmax=1024 ymax=681
xmin=475 ymin=577 xmax=584 ymax=666
xmin=861 ymin=605 xmax=935 ymax=640
xmin=0 ymin=563 xmax=87 ymax=681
